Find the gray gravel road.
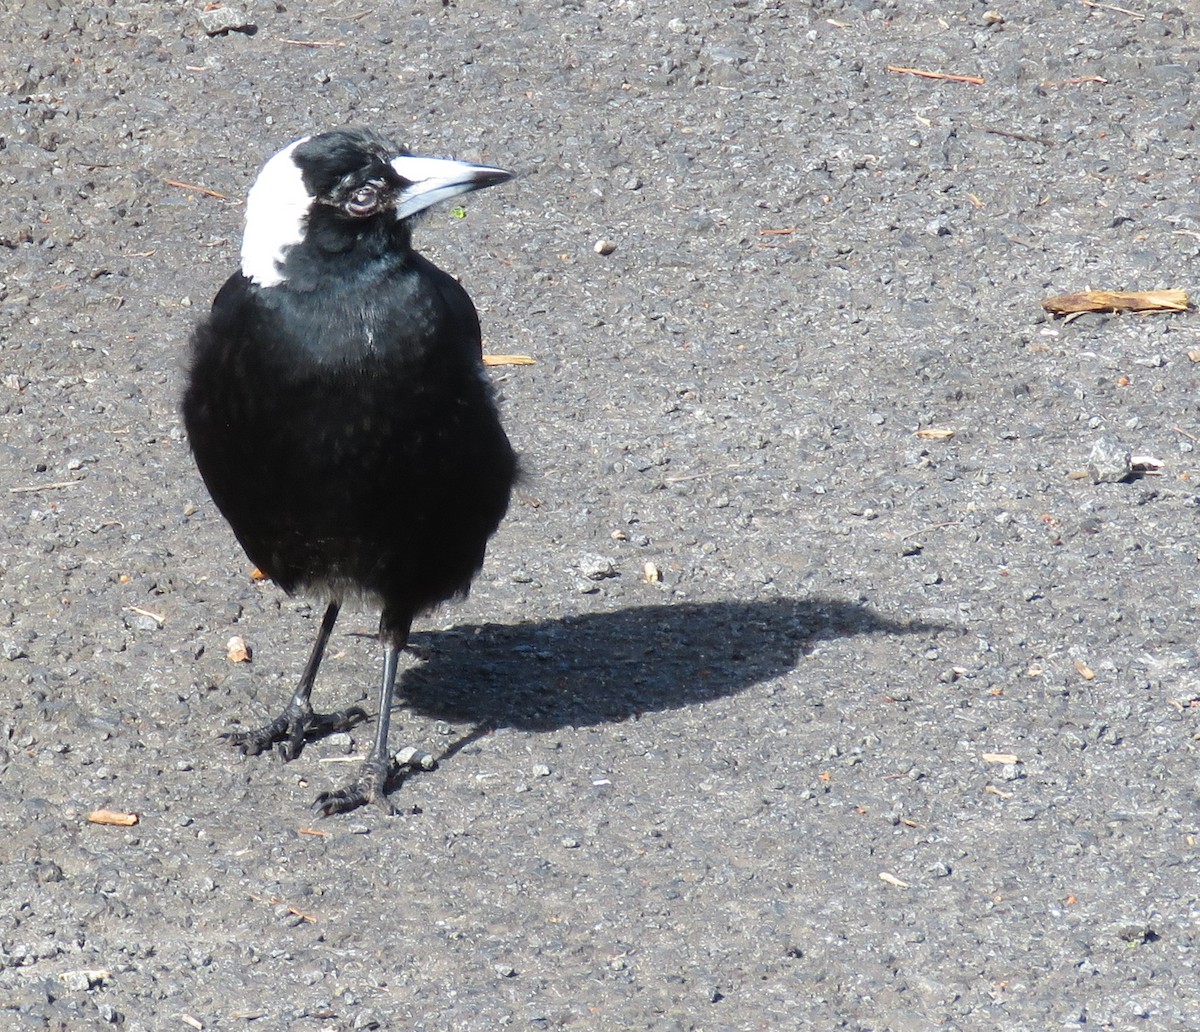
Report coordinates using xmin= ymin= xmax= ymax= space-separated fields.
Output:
xmin=3 ymin=1 xmax=1200 ymax=1029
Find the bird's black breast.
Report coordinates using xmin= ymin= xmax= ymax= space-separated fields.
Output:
xmin=182 ymin=259 xmax=516 ymax=613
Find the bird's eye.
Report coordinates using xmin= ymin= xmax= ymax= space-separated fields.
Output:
xmin=345 ymin=184 xmax=381 ymax=217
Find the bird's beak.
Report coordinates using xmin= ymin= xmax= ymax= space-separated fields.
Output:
xmin=390 ymin=155 xmax=512 ymax=221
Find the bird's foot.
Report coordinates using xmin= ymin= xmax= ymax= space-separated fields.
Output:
xmin=312 ymin=750 xmax=397 ymax=817
xmin=222 ymin=702 xmax=369 ymax=761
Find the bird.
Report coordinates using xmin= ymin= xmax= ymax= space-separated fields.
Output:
xmin=181 ymin=127 xmax=517 ymax=816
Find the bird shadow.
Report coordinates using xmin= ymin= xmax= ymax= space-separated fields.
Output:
xmin=398 ymin=596 xmax=939 ymax=734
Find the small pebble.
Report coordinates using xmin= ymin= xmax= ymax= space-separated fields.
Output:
xmin=127 ymin=613 xmax=161 ymax=633
xmin=1113 ymin=923 xmax=1156 ymax=944
xmin=578 ymin=554 xmax=617 ymax=580
xmin=593 ymin=238 xmax=617 ymax=255
xmin=58 ymin=970 xmax=93 ymax=992
xmin=1087 ymin=436 xmax=1132 ymax=484
xmin=999 ymin=762 xmax=1024 ymax=782
xmin=197 ymin=6 xmax=254 ymax=36
xmin=226 ymin=635 xmax=251 ymax=662
xmin=394 ymin=746 xmax=437 ymax=771
xmin=36 ymin=861 xmax=63 ymax=884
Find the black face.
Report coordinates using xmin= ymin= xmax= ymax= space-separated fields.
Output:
xmin=280 ymin=129 xmax=417 ymax=275
xmin=241 ymin=127 xmax=510 ymax=291
xmin=292 ymin=128 xmax=406 ymax=222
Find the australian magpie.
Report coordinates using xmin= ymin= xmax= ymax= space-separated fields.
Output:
xmin=182 ymin=128 xmax=517 ymax=816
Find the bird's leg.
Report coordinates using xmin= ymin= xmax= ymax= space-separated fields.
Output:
xmin=313 ymin=610 xmax=413 ymax=817
xmin=223 ymin=600 xmax=367 ymax=760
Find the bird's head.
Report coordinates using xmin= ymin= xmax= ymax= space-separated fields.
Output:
xmin=240 ymin=127 xmax=511 ymax=289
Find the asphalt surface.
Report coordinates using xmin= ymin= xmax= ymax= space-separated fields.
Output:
xmin=2 ymin=1 xmax=1199 ymax=1029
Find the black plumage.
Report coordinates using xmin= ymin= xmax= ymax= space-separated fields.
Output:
xmin=182 ymin=128 xmax=516 ymax=815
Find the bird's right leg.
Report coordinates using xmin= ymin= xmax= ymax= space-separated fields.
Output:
xmin=312 ymin=608 xmax=414 ymax=817
xmin=222 ymin=600 xmax=368 ymax=760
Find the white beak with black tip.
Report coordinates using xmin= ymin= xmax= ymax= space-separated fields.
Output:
xmin=390 ymin=155 xmax=513 ymax=221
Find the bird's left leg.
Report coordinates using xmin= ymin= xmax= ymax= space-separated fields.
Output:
xmin=313 ymin=608 xmax=414 ymax=817
xmin=223 ymin=600 xmax=367 ymax=760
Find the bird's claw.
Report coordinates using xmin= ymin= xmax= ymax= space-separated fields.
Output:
xmin=222 ymin=705 xmax=369 ymax=761
xmin=313 ymin=752 xmax=396 ymax=817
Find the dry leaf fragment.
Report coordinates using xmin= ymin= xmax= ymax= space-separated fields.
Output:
xmin=1074 ymin=659 xmax=1096 ymax=680
xmin=483 ymin=354 xmax=535 ymax=366
xmin=879 ymin=871 xmax=910 ymax=888
xmin=915 ymin=427 xmax=956 ymax=440
xmin=249 ymin=566 xmax=268 ymax=581
xmin=9 ymin=479 xmax=83 ymax=495
xmin=279 ymin=38 xmax=347 ymax=47
xmin=163 ymin=178 xmax=228 ymax=200
xmin=982 ymin=752 xmax=1020 ymax=764
xmin=88 ymin=808 xmax=139 ymax=827
xmin=1040 ymin=75 xmax=1109 ymax=88
xmin=886 ymin=65 xmax=985 ymax=85
xmin=128 ymin=605 xmax=165 ymax=627
xmin=985 ymin=784 xmax=1013 ymax=799
xmin=227 ymin=635 xmax=252 ymax=663
xmin=1080 ymin=0 xmax=1146 ymax=18
xmin=1042 ymin=289 xmax=1189 ymax=316
xmin=266 ymin=896 xmax=318 ymax=923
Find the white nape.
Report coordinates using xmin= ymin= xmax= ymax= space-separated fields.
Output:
xmin=240 ymin=136 xmax=312 ymax=288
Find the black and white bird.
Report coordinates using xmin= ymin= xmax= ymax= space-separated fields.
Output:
xmin=182 ymin=128 xmax=517 ymax=815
